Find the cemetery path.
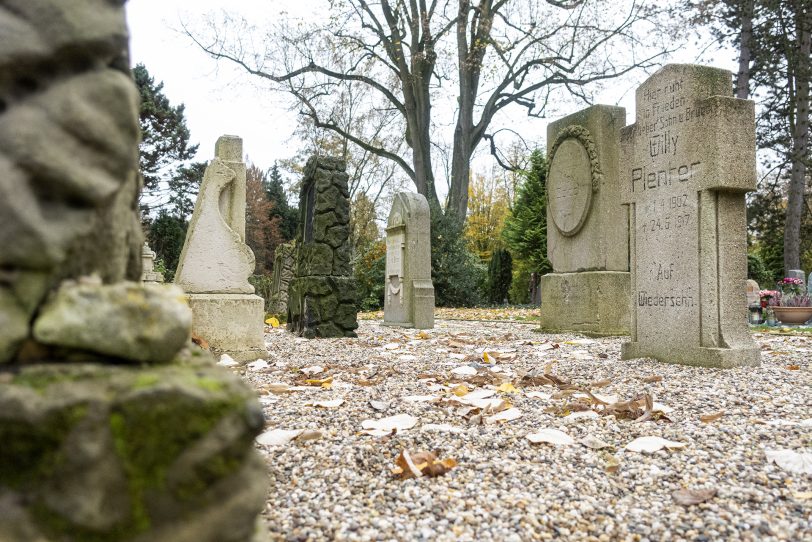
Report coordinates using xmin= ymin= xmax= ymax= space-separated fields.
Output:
xmin=229 ymin=320 xmax=811 ymax=541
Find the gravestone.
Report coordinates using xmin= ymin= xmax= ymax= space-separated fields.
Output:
xmin=540 ymin=105 xmax=630 ymax=335
xmin=808 ymin=272 xmax=812 ymax=294
xmin=268 ymin=240 xmax=297 ymax=316
xmin=287 ymin=156 xmax=358 ymax=338
xmin=141 ymin=242 xmax=165 ymax=283
xmin=0 ymin=3 xmax=265 ymax=540
xmin=620 ymin=64 xmax=760 ymax=367
xmin=746 ymin=279 xmax=760 ymax=306
xmin=175 ymin=135 xmax=266 ymax=361
xmin=383 ymin=192 xmax=435 ymax=329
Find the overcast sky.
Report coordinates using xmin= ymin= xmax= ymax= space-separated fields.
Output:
xmin=125 ymin=1 xmax=736 ymax=179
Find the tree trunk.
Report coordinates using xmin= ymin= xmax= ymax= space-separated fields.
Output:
xmin=783 ymin=5 xmax=811 ymax=274
xmin=735 ymin=0 xmax=755 ymax=99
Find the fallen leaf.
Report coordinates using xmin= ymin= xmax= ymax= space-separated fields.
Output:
xmin=564 ymin=410 xmax=600 ymax=420
xmin=300 ymin=365 xmax=325 ymax=375
xmin=247 ymin=359 xmax=269 ymax=371
xmin=484 ymin=407 xmax=522 ymax=424
xmin=451 ymin=384 xmax=470 ymax=397
xmin=392 ymin=450 xmax=457 ymax=479
xmin=786 ymin=364 xmax=800 ymax=370
xmin=417 ymin=331 xmax=430 ymax=340
xmin=191 ymin=333 xmax=210 ymax=350
xmin=297 ymin=430 xmax=323 ymax=442
xmin=765 ymin=449 xmax=812 ymax=475
xmin=579 ymin=436 xmax=612 ymax=450
xmin=256 ymin=429 xmax=303 ymax=446
xmin=304 ymin=375 xmax=333 ymax=388
xmin=641 ymin=375 xmax=663 ymax=383
xmin=265 ymin=316 xmax=280 ymax=328
xmin=601 ymin=452 xmax=620 ymax=474
xmin=496 ymin=382 xmax=518 ymax=394
xmin=267 ymin=383 xmax=292 ymax=395
xmin=383 ymin=342 xmax=400 ymax=350
xmin=526 ymin=428 xmax=574 ymax=446
xmin=305 ymin=398 xmax=344 ymax=409
xmin=625 ymin=436 xmax=687 ymax=453
xmin=369 ymin=400 xmax=389 ymax=411
xmin=672 ymin=488 xmax=717 ymax=505
xmin=590 ymin=378 xmax=612 ymax=388
xmin=361 ymin=414 xmax=418 ymax=436
xmin=525 ymin=391 xmax=551 ymax=400
xmin=482 ymin=351 xmax=494 ymax=364
xmin=421 ymin=423 xmax=465 ymax=433
xmin=451 ymin=366 xmax=477 ymax=377
xmin=700 ymin=411 xmax=725 ymax=423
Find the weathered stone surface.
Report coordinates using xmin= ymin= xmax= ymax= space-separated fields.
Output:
xmin=268 ymin=241 xmax=296 ymax=316
xmin=175 ymin=136 xmax=255 ymax=294
xmin=541 ymin=105 xmax=630 ymax=335
xmin=0 ymin=0 xmax=142 ymax=363
xmin=288 ymin=158 xmax=357 ymax=338
xmin=186 ymin=294 xmax=266 ymax=363
xmin=787 ymin=269 xmax=805 ymax=282
xmin=0 ymin=359 xmax=266 ymax=542
xmin=33 ymin=281 xmax=191 ymax=363
xmin=540 ymin=272 xmax=630 ymax=336
xmin=620 ymin=64 xmax=760 ymax=368
xmin=383 ymin=192 xmax=435 ymax=329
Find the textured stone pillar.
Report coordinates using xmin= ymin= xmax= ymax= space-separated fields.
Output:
xmin=287 ymin=157 xmax=358 ymax=338
xmin=0 ymin=3 xmax=267 ymax=540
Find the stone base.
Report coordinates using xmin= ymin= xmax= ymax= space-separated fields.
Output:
xmin=287 ymin=276 xmax=358 ymax=338
xmin=0 ymin=357 xmax=266 ymax=542
xmin=383 ymin=279 xmax=435 ymax=330
xmin=540 ymin=271 xmax=630 ymax=336
xmin=621 ymin=342 xmax=761 ymax=368
xmin=187 ymin=294 xmax=266 ymax=362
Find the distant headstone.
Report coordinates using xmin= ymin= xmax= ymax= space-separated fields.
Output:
xmin=540 ymin=105 xmax=630 ymax=335
xmin=746 ymin=279 xmax=760 ymax=306
xmin=141 ymin=242 xmax=164 ymax=283
xmin=383 ymin=192 xmax=435 ymax=329
xmin=175 ymin=135 xmax=265 ymax=361
xmin=268 ymin=240 xmax=297 ymax=315
xmin=620 ymin=64 xmax=760 ymax=367
xmin=287 ymin=156 xmax=358 ymax=338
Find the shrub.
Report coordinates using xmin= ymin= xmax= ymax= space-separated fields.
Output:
xmin=431 ymin=215 xmax=486 ymax=307
xmin=354 ymin=239 xmax=386 ymax=311
xmin=248 ymin=274 xmax=274 ymax=313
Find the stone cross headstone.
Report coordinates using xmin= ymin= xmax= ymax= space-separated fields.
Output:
xmin=141 ymin=242 xmax=165 ymax=283
xmin=0 ymin=3 xmax=265 ymax=540
xmin=383 ymin=192 xmax=435 ymax=329
xmin=540 ymin=105 xmax=630 ymax=335
xmin=620 ymin=64 xmax=760 ymax=367
xmin=746 ymin=279 xmax=760 ymax=306
xmin=269 ymin=240 xmax=297 ymax=316
xmin=175 ymin=135 xmax=265 ymax=360
xmin=287 ymin=156 xmax=358 ymax=338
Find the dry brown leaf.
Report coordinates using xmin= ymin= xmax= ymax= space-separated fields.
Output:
xmin=590 ymin=379 xmax=612 ymax=388
xmin=786 ymin=364 xmax=800 ymax=370
xmin=447 ymin=339 xmax=468 ymax=349
xmin=392 ymin=450 xmax=458 ymax=479
xmin=191 ymin=333 xmax=210 ymax=350
xmin=672 ymin=488 xmax=717 ymax=505
xmin=451 ymin=384 xmax=470 ymax=397
xmin=641 ymin=375 xmax=663 ymax=383
xmin=601 ymin=451 xmax=620 ymax=474
xmin=700 ymin=411 xmax=725 ymax=423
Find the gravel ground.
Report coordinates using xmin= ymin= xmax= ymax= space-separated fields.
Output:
xmin=233 ymin=320 xmax=811 ymax=542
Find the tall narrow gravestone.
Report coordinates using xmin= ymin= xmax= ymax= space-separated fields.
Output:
xmin=287 ymin=157 xmax=358 ymax=338
xmin=620 ymin=64 xmax=760 ymax=367
xmin=175 ymin=136 xmax=266 ymax=361
xmin=384 ymin=192 xmax=435 ymax=329
xmin=540 ymin=105 xmax=630 ymax=335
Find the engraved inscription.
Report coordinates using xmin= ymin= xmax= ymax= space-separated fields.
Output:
xmin=386 ymin=232 xmax=404 ymax=278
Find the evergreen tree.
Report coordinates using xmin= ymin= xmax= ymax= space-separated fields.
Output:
xmin=147 ymin=211 xmax=188 ymax=282
xmin=487 ymin=249 xmax=513 ymax=304
xmin=134 ymin=64 xmax=204 ymax=216
xmin=502 ymin=150 xmax=552 ymax=275
xmin=264 ymin=163 xmax=298 ymax=241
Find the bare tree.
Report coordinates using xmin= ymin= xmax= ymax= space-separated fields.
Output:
xmin=186 ymin=1 xmax=670 ymax=229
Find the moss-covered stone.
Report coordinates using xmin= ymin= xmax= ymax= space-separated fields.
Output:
xmin=0 ymin=361 xmax=265 ymax=542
